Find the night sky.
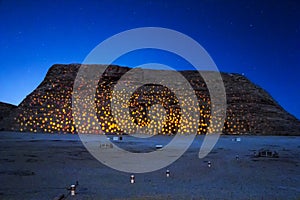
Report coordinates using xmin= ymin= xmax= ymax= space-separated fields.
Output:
xmin=0 ymin=0 xmax=299 ymax=119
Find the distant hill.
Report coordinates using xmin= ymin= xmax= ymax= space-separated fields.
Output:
xmin=0 ymin=102 xmax=17 ymax=130
xmin=0 ymin=64 xmax=299 ymax=135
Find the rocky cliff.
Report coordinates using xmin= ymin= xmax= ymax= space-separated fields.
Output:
xmin=0 ymin=102 xmax=17 ymax=129
xmin=0 ymin=64 xmax=299 ymax=135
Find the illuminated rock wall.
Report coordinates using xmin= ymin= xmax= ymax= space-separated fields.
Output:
xmin=1 ymin=64 xmax=299 ymax=135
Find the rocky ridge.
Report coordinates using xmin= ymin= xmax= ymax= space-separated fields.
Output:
xmin=0 ymin=64 xmax=299 ymax=135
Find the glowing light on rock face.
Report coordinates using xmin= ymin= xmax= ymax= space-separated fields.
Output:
xmin=13 ymin=65 xmax=253 ymax=135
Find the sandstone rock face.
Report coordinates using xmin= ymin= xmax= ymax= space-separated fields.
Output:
xmin=0 ymin=64 xmax=299 ymax=135
xmin=0 ymin=102 xmax=17 ymax=130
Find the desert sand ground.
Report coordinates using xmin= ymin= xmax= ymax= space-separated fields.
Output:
xmin=0 ymin=131 xmax=299 ymax=200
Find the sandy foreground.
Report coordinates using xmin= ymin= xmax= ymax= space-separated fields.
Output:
xmin=0 ymin=132 xmax=299 ymax=200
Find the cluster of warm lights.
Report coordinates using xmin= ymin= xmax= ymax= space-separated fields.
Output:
xmin=15 ymin=67 xmax=76 ymax=133
xmin=72 ymin=71 xmax=217 ymax=135
xmin=223 ymin=86 xmax=259 ymax=134
xmin=91 ymin=74 xmax=217 ymax=135
xmin=14 ymin=66 xmax=252 ymax=135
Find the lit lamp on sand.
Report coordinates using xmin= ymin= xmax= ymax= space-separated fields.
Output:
xmin=130 ymin=175 xmax=135 ymax=184
xmin=208 ymin=161 xmax=211 ymax=168
xmin=68 ymin=181 xmax=78 ymax=196
xmin=70 ymin=184 xmax=76 ymax=196
xmin=166 ymin=169 xmax=170 ymax=177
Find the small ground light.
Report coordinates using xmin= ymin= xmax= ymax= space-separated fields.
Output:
xmin=68 ymin=181 xmax=78 ymax=196
xmin=166 ymin=169 xmax=170 ymax=177
xmin=130 ymin=175 xmax=135 ymax=184
xmin=70 ymin=185 xmax=76 ymax=196
xmin=208 ymin=161 xmax=211 ymax=168
xmin=236 ymin=155 xmax=239 ymax=160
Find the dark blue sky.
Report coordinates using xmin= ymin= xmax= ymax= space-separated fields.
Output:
xmin=0 ymin=0 xmax=299 ymax=119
